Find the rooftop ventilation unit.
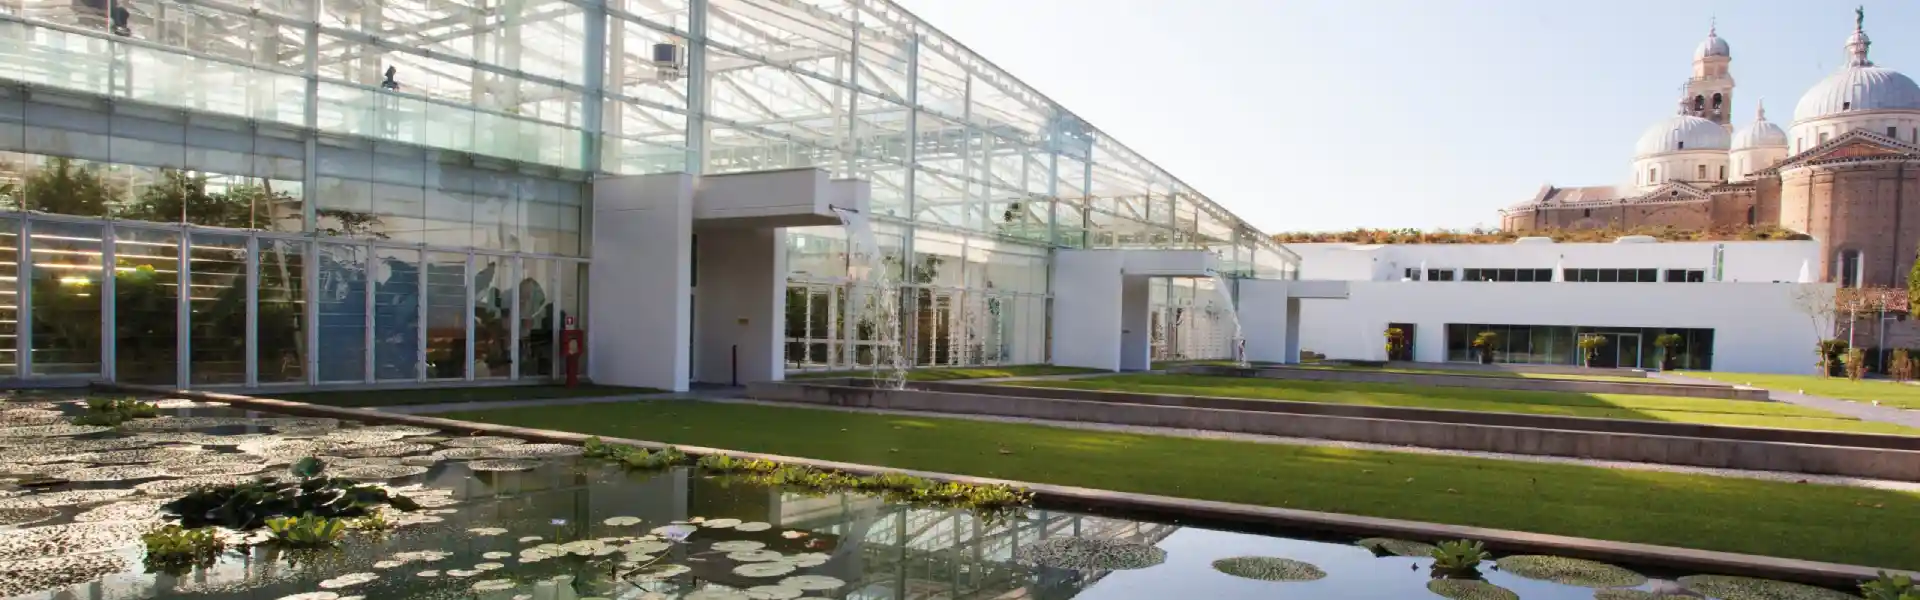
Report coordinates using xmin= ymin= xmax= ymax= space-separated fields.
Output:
xmin=652 ymin=43 xmax=685 ymax=80
xmin=1613 ymin=235 xmax=1657 ymax=244
xmin=1513 ymin=237 xmax=1554 ymax=245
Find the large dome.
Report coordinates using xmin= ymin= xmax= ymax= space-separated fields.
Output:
xmin=1792 ymin=66 xmax=1920 ymax=122
xmin=1794 ymin=15 xmax=1920 ymax=123
xmin=1635 ymin=114 xmax=1731 ymax=156
xmin=1695 ymin=30 xmax=1729 ymax=59
xmin=1732 ymin=105 xmax=1788 ymax=150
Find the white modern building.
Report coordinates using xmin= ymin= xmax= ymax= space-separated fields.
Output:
xmin=1289 ymin=238 xmax=1835 ymax=374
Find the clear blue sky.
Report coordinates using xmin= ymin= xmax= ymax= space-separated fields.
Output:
xmin=890 ymin=0 xmax=1920 ymax=233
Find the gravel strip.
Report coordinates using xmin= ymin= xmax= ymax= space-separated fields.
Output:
xmin=711 ymin=398 xmax=1920 ymax=492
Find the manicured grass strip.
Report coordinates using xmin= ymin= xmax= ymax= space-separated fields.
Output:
xmin=269 ymin=384 xmax=662 ymax=408
xmin=997 ymin=374 xmax=1920 ymax=436
xmin=1680 ymin=371 xmax=1920 ymax=410
xmin=1291 ymin=364 xmax=1651 ymax=383
xmin=787 ymin=364 xmax=1108 ymax=381
xmin=443 ymin=400 xmax=1920 ymax=569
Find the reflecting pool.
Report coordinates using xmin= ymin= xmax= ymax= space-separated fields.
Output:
xmin=0 ymin=390 xmax=1862 ymax=600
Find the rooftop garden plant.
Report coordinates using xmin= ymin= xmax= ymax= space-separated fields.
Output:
xmin=1271 ymin=224 xmax=1810 ymax=245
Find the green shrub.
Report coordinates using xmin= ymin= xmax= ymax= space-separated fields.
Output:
xmin=582 ymin=437 xmax=689 ymax=469
xmin=73 ymin=397 xmax=160 ymax=426
xmin=264 ymin=515 xmax=347 ymax=548
xmin=141 ymin=524 xmax=226 ymax=574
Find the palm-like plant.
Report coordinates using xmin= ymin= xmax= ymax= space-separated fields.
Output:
xmin=1428 ymin=539 xmax=1489 ymax=579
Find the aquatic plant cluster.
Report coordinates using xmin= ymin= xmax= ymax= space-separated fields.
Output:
xmin=71 ymin=397 xmax=160 ymax=427
xmin=160 ymin=469 xmax=421 ymax=530
xmin=582 ymin=436 xmax=1035 ymax=511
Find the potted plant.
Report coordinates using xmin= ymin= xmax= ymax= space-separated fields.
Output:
xmin=1577 ymin=334 xmax=1609 ymax=368
xmin=1384 ymin=327 xmax=1407 ymax=361
xmin=1470 ymin=330 xmax=1500 ymax=364
xmin=1653 ymin=333 xmax=1684 ymax=370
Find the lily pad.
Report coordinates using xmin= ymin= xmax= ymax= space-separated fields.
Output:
xmin=746 ymin=585 xmax=804 ymax=600
xmin=1497 ymin=555 xmax=1646 ymax=588
xmin=0 ymin=488 xmax=134 ymax=508
xmin=0 ymin=424 xmax=111 ymax=438
xmin=1210 ymin=556 xmax=1327 ymax=582
xmin=712 ymin=540 xmax=767 ymax=552
xmin=467 ymin=459 xmax=539 ymax=472
xmin=735 ymin=521 xmax=772 ymax=532
xmin=1356 ymin=537 xmax=1438 ymax=557
xmin=72 ymin=499 xmax=167 ymax=523
xmin=318 ymin=572 xmax=378 ymax=588
xmin=1428 ymin=579 xmax=1520 ymax=600
xmin=334 ymin=464 xmax=430 ymax=481
xmin=1677 ymin=575 xmax=1859 ymax=600
xmin=487 ymin=444 xmax=582 ymax=458
xmin=735 ymin=562 xmax=798 ymax=578
xmin=442 ymin=436 xmax=526 ymax=448
xmin=728 ymin=550 xmax=784 ymax=562
xmin=0 ymin=553 xmax=127 ymax=598
xmin=1014 ymin=537 xmax=1166 ymax=571
xmin=0 ymin=507 xmax=59 ymax=527
xmin=603 ymin=516 xmax=643 ymax=526
xmin=626 ymin=563 xmax=691 ymax=582
xmin=0 ymin=521 xmax=150 ymax=561
xmin=779 ymin=575 xmax=846 ymax=591
xmin=471 ymin=579 xmax=516 ymax=592
xmin=1594 ymin=591 xmax=1696 ymax=600
xmin=703 ymin=518 xmax=743 ymax=529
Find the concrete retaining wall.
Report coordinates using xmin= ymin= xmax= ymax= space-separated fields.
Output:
xmin=747 ymin=380 xmax=1920 ymax=482
xmin=1172 ymin=365 xmax=1768 ymax=401
xmin=916 ymin=382 xmax=1920 ymax=451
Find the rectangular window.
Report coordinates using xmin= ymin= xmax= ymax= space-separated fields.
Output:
xmin=1517 ymin=269 xmax=1536 ymax=282
xmin=1638 ymin=268 xmax=1658 ymax=283
xmin=1688 ymin=270 xmax=1705 ymax=282
xmin=1820 ymin=132 xmax=1831 ymax=144
xmin=1891 ymin=127 xmax=1900 ymax=138
xmin=1497 ymin=268 xmax=1517 ymax=282
xmin=1599 ymin=269 xmax=1618 ymax=283
xmin=1697 ymin=165 xmax=1707 ymax=179
xmin=1427 ymin=269 xmax=1455 ymax=282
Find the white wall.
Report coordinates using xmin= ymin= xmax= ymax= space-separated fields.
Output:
xmin=1295 ymin=281 xmax=1834 ymax=374
xmin=1050 ymin=251 xmax=1125 ymax=370
xmin=693 ymin=227 xmax=786 ymax=385
xmin=1789 ymin=112 xmax=1920 ymax=153
xmin=1289 ymin=240 xmax=1820 ymax=283
xmin=590 ymin=173 xmax=695 ymax=391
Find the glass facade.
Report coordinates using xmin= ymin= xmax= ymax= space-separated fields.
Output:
xmin=1444 ymin=324 xmax=1716 ymax=370
xmin=0 ymin=0 xmax=1294 ymax=384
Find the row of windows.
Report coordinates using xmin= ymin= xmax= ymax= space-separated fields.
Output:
xmin=1793 ymin=128 xmax=1920 ymax=153
xmin=1641 ymin=165 xmax=1727 ymax=186
xmin=1405 ymin=268 xmax=1707 ymax=283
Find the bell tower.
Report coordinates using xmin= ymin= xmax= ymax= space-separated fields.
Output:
xmin=1684 ymin=21 xmax=1736 ymax=128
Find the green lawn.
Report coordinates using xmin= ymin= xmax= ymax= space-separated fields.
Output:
xmin=1291 ymin=363 xmax=1652 ymax=383
xmin=443 ymin=400 xmax=1920 ymax=569
xmin=787 ymin=364 xmax=1108 ymax=381
xmin=997 ymin=374 xmax=1920 ymax=436
xmin=268 ymin=384 xmax=662 ymax=408
xmin=1680 ymin=371 xmax=1920 ymax=410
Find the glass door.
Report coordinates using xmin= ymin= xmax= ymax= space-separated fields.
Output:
xmin=1614 ymin=333 xmax=1643 ymax=369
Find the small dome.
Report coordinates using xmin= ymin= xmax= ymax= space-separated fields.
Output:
xmin=1695 ymin=29 xmax=1730 ymax=59
xmin=1792 ymin=66 xmax=1920 ymax=122
xmin=1635 ymin=114 xmax=1731 ymax=156
xmin=1732 ymin=104 xmax=1788 ymax=150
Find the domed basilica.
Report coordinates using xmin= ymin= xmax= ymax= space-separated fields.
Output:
xmin=1501 ymin=9 xmax=1920 ymax=287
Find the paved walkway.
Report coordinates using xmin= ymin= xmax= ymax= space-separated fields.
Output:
xmin=373 ymin=389 xmax=729 ymax=415
xmin=1654 ymin=372 xmax=1920 ymax=429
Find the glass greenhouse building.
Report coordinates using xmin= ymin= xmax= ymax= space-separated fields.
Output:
xmin=0 ymin=0 xmax=1297 ymax=389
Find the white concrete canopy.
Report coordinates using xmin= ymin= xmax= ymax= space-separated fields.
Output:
xmin=693 ymin=168 xmax=870 ymax=229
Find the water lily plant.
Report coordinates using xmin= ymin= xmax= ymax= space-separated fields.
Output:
xmin=140 ymin=524 xmax=226 ymax=575
xmin=264 ymin=514 xmax=348 ymax=548
xmin=161 ymin=457 xmax=420 ymax=530
xmin=1429 ymin=539 xmax=1490 ymax=580
xmin=72 ymin=397 xmax=160 ymax=427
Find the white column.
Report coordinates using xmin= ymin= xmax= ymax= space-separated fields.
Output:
xmin=591 ymin=173 xmax=695 ymax=391
xmin=1284 ymin=297 xmax=1302 ymax=364
xmin=1047 ymin=250 xmax=1124 ymax=371
xmin=1237 ymin=279 xmax=1291 ymax=363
